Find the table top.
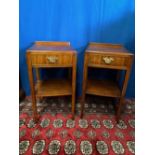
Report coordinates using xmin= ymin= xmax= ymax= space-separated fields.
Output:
xmin=86 ymin=42 xmax=133 ymax=56
xmin=27 ymin=41 xmax=76 ymax=53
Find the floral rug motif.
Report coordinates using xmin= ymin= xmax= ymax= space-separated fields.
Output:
xmin=19 ymin=97 xmax=135 ymax=155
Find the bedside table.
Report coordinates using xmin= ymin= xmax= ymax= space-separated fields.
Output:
xmin=80 ymin=42 xmax=134 ymax=122
xmin=26 ymin=41 xmax=77 ymax=121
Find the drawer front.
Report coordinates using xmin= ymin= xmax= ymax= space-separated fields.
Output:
xmin=87 ymin=53 xmax=129 ymax=69
xmin=31 ymin=53 xmax=73 ymax=67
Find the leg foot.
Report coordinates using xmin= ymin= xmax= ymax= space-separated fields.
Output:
xmin=116 ymin=98 xmax=124 ymax=124
xmin=33 ymin=113 xmax=40 ymax=123
xmin=71 ymin=114 xmax=75 ymax=120
xmin=80 ymin=100 xmax=85 ymax=119
xmin=80 ymin=112 xmax=83 ymax=118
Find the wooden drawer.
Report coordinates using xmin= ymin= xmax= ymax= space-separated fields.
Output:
xmin=30 ymin=53 xmax=73 ymax=67
xmin=87 ymin=53 xmax=130 ymax=69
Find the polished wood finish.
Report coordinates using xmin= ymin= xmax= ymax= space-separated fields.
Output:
xmin=26 ymin=52 xmax=38 ymax=121
xmin=30 ymin=53 xmax=73 ymax=67
xmin=71 ymin=54 xmax=77 ymax=119
xmin=87 ymin=53 xmax=130 ymax=69
xmin=26 ymin=41 xmax=77 ymax=121
xmin=86 ymin=79 xmax=121 ymax=97
xmin=35 ymin=79 xmax=72 ymax=97
xmin=81 ymin=42 xmax=134 ymax=122
xmin=35 ymin=41 xmax=70 ymax=46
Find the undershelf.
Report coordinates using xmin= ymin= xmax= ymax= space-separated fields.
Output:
xmin=86 ymin=79 xmax=121 ymax=97
xmin=35 ymin=79 xmax=72 ymax=97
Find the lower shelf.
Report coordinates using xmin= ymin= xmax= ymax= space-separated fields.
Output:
xmin=86 ymin=79 xmax=121 ymax=97
xmin=35 ymin=79 xmax=72 ymax=97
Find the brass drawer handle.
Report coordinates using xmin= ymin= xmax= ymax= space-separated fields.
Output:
xmin=102 ymin=57 xmax=114 ymax=64
xmin=46 ymin=56 xmax=58 ymax=63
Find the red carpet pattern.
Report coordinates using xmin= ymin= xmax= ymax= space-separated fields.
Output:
xmin=19 ymin=97 xmax=135 ymax=155
xmin=20 ymin=96 xmax=135 ymax=115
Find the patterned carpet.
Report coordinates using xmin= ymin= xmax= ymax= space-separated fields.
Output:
xmin=19 ymin=96 xmax=135 ymax=155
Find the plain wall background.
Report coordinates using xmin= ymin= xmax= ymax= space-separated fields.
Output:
xmin=19 ymin=0 xmax=135 ymax=98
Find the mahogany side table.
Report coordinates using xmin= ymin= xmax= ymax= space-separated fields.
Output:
xmin=80 ymin=42 xmax=134 ymax=122
xmin=26 ymin=41 xmax=77 ymax=121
